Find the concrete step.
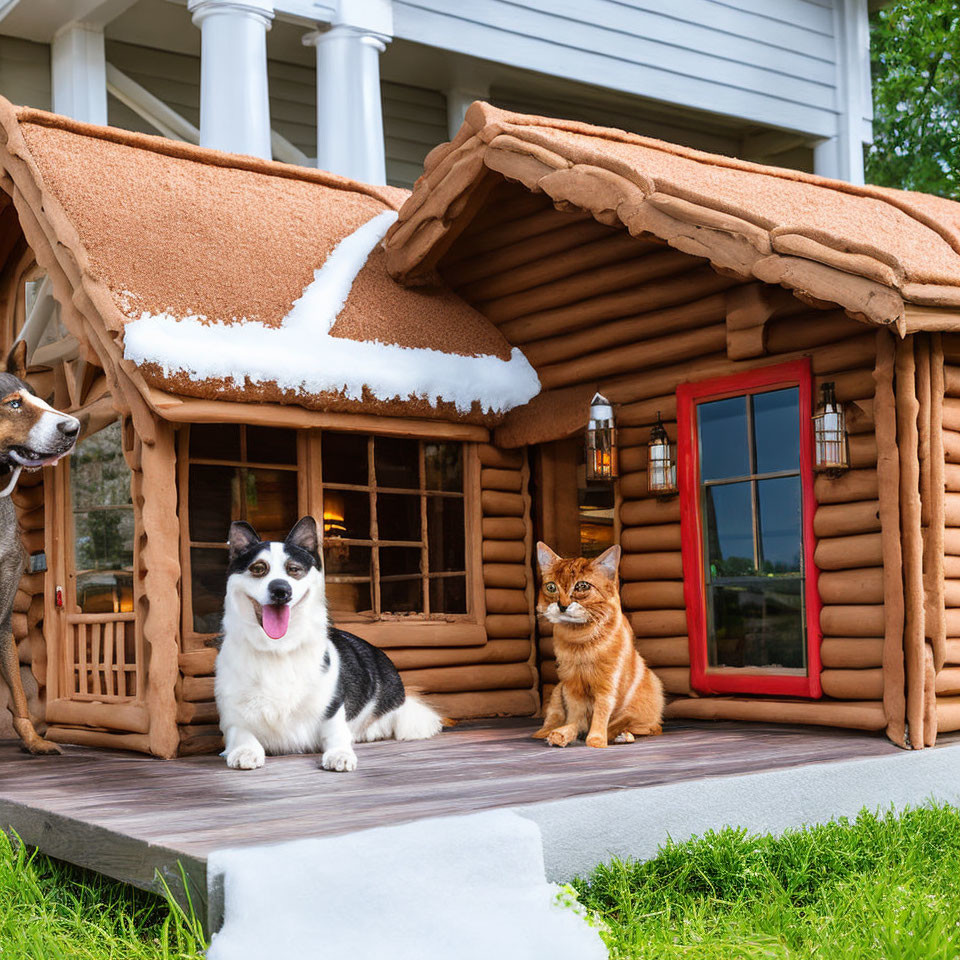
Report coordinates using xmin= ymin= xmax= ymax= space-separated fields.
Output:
xmin=206 ymin=809 xmax=607 ymax=960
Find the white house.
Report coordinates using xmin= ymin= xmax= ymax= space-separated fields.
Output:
xmin=0 ymin=0 xmax=873 ymax=190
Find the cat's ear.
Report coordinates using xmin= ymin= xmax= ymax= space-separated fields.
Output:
xmin=536 ymin=541 xmax=559 ymax=572
xmin=592 ymin=544 xmax=621 ymax=580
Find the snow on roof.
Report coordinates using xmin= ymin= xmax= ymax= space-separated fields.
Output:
xmin=0 ymin=99 xmax=538 ymax=423
xmin=122 ymin=211 xmax=539 ymax=415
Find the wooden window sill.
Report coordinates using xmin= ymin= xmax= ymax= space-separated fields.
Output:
xmin=334 ymin=620 xmax=486 ymax=649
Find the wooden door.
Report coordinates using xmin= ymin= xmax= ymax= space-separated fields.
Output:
xmin=532 ymin=436 xmax=620 ymax=700
xmin=44 ymin=420 xmax=147 ymax=735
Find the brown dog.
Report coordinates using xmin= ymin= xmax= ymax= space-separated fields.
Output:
xmin=0 ymin=342 xmax=79 ymax=753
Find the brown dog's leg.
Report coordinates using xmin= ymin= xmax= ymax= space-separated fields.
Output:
xmin=0 ymin=625 xmax=60 ymax=755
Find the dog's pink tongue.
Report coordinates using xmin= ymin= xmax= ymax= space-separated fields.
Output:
xmin=261 ymin=604 xmax=290 ymax=640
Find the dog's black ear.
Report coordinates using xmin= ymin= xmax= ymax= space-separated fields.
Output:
xmin=285 ymin=516 xmax=319 ymax=556
xmin=5 ymin=341 xmax=27 ymax=380
xmin=227 ymin=521 xmax=260 ymax=561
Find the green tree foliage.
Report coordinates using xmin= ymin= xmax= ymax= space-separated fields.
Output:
xmin=867 ymin=1 xmax=960 ymax=198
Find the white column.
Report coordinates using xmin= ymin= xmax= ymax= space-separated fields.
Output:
xmin=51 ymin=23 xmax=108 ymax=124
xmin=445 ymin=85 xmax=489 ymax=142
xmin=188 ymin=0 xmax=274 ymax=159
xmin=815 ymin=0 xmax=869 ymax=183
xmin=304 ymin=24 xmax=390 ymax=184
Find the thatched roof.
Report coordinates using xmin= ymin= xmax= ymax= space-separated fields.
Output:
xmin=385 ymin=102 xmax=960 ymax=334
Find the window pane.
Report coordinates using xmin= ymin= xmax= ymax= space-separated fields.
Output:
xmin=580 ymin=481 xmax=615 ymax=559
xmin=375 ymin=437 xmax=419 ymax=489
xmin=324 ymin=489 xmax=369 ymax=540
xmin=321 ymin=432 xmax=368 ymax=485
xmin=245 ymin=468 xmax=298 ymax=542
xmin=71 ymin=422 xmax=131 ymax=510
xmin=377 ymin=493 xmax=421 ymax=542
xmin=246 ymin=426 xmax=297 ymax=465
xmin=74 ymin=508 xmax=134 ymax=572
xmin=698 ymin=396 xmax=749 ymax=481
xmin=753 ymin=388 xmax=799 ymax=474
xmin=431 ymin=576 xmax=466 ymax=614
xmin=424 ymin=443 xmax=462 ymax=491
xmin=324 ymin=544 xmax=371 ymax=577
xmin=77 ymin=572 xmax=133 ymax=615
xmin=189 ymin=465 xmax=238 ymax=542
xmin=379 ymin=546 xmax=422 ymax=578
xmin=708 ymin=580 xmax=805 ymax=670
xmin=189 ymin=423 xmax=240 ymax=461
xmin=380 ymin=578 xmax=422 ymax=613
xmin=326 ymin=580 xmax=372 ymax=617
xmin=758 ymin=476 xmax=802 ymax=574
xmin=704 ymin=482 xmax=755 ymax=577
xmin=427 ymin=497 xmax=465 ymax=572
xmin=191 ymin=547 xmax=228 ymax=633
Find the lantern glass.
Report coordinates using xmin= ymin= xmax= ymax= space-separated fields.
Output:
xmin=585 ymin=392 xmax=618 ymax=481
xmin=813 ymin=381 xmax=848 ymax=477
xmin=647 ymin=413 xmax=677 ymax=496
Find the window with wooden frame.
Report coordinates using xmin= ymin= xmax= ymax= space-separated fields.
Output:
xmin=677 ymin=359 xmax=821 ymax=698
xmin=320 ymin=432 xmax=469 ymax=621
xmin=182 ymin=423 xmax=300 ymax=637
xmin=179 ymin=425 xmax=478 ymax=645
xmin=60 ymin=419 xmax=140 ymax=701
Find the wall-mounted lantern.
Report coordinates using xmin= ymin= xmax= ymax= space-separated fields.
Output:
xmin=647 ymin=412 xmax=678 ymax=497
xmin=813 ymin=381 xmax=849 ymax=478
xmin=585 ymin=392 xmax=619 ymax=481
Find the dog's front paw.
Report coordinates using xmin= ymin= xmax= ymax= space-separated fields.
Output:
xmin=321 ymin=747 xmax=358 ymax=772
xmin=585 ymin=733 xmax=608 ymax=749
xmin=225 ymin=743 xmax=265 ymax=770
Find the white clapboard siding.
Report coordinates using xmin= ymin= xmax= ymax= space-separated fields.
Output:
xmin=0 ymin=36 xmax=51 ymax=111
xmin=383 ymin=81 xmax=447 ymax=189
xmin=492 ymin=90 xmax=744 ymax=158
xmin=100 ymin=41 xmax=445 ymax=187
xmin=393 ymin=0 xmax=842 ymax=136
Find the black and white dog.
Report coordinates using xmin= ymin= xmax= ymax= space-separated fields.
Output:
xmin=215 ymin=516 xmax=443 ymax=772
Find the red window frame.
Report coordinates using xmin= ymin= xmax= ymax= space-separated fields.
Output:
xmin=677 ymin=359 xmax=822 ymax=698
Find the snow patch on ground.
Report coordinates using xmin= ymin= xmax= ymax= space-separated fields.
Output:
xmin=206 ymin=810 xmax=607 ymax=960
xmin=121 ymin=210 xmax=540 ymax=414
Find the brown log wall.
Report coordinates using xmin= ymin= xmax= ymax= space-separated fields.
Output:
xmin=935 ymin=335 xmax=960 ymax=734
xmin=445 ymin=195 xmax=898 ymax=732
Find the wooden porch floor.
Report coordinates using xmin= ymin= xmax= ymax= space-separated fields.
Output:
xmin=0 ymin=718 xmax=933 ymax=920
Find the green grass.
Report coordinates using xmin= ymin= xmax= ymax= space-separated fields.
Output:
xmin=572 ymin=804 xmax=960 ymax=959
xmin=0 ymin=831 xmax=205 ymax=959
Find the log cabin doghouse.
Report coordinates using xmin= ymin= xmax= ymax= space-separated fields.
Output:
xmin=1 ymin=98 xmax=960 ymax=757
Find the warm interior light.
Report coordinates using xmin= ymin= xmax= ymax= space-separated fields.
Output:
xmin=813 ymin=381 xmax=848 ymax=478
xmin=647 ymin=412 xmax=677 ymax=496
xmin=323 ymin=491 xmax=346 ymax=537
xmin=585 ymin=392 xmax=618 ymax=481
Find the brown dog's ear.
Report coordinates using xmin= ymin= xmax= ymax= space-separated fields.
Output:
xmin=227 ymin=521 xmax=261 ymax=561
xmin=592 ymin=544 xmax=621 ymax=580
xmin=5 ymin=341 xmax=27 ymax=380
xmin=536 ymin=541 xmax=559 ymax=572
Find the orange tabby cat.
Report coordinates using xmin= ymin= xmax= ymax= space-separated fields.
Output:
xmin=534 ymin=542 xmax=663 ymax=748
